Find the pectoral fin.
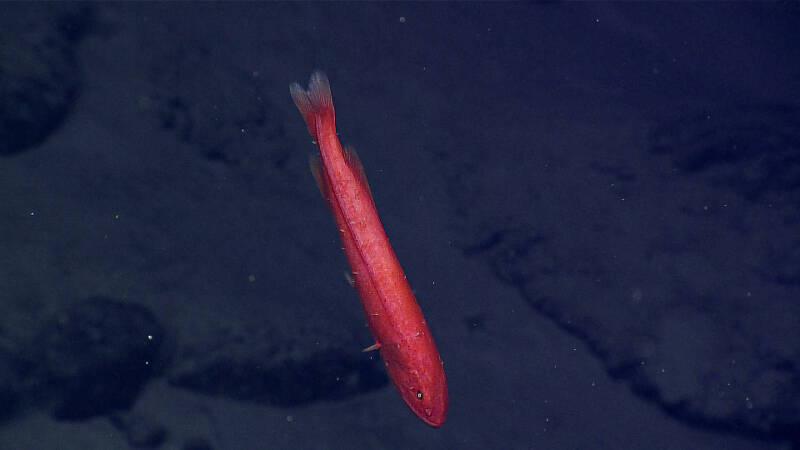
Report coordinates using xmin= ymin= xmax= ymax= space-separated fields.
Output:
xmin=362 ymin=342 xmax=382 ymax=352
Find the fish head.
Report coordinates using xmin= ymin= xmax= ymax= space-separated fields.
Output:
xmin=382 ymin=340 xmax=448 ymax=427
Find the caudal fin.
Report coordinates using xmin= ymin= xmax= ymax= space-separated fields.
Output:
xmin=290 ymin=71 xmax=335 ymax=139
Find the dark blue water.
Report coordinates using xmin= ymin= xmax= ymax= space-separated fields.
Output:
xmin=1 ymin=3 xmax=798 ymax=449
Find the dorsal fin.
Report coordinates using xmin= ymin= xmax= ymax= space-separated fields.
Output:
xmin=310 ymin=146 xmax=376 ymax=211
xmin=343 ymin=145 xmax=374 ymax=204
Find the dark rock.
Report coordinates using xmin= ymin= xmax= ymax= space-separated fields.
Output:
xmin=0 ymin=352 xmax=20 ymax=422
xmin=0 ymin=5 xmax=95 ymax=155
xmin=168 ymin=322 xmax=387 ymax=407
xmin=110 ymin=411 xmax=168 ymax=449
xmin=147 ymin=44 xmax=287 ymax=169
xmin=649 ymin=103 xmax=800 ymax=206
xmin=32 ymin=297 xmax=165 ymax=420
xmin=182 ymin=437 xmax=214 ymax=450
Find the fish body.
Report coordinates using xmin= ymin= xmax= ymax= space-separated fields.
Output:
xmin=290 ymin=72 xmax=448 ymax=427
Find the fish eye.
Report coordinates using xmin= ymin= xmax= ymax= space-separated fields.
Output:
xmin=416 ymin=391 xmax=423 ymax=400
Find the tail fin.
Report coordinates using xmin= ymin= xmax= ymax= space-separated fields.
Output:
xmin=290 ymin=71 xmax=335 ymax=139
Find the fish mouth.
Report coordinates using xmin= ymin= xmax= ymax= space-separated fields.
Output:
xmin=416 ymin=406 xmax=446 ymax=428
xmin=421 ymin=415 xmax=445 ymax=427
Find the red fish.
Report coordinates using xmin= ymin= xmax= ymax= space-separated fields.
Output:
xmin=290 ymin=72 xmax=448 ymax=427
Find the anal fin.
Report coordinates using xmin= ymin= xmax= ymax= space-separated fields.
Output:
xmin=310 ymin=154 xmax=337 ymax=212
xmin=362 ymin=342 xmax=381 ymax=352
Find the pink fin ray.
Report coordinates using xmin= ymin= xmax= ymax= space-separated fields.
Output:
xmin=362 ymin=342 xmax=382 ymax=352
xmin=343 ymin=145 xmax=375 ymax=204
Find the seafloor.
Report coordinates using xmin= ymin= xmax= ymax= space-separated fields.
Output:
xmin=0 ymin=3 xmax=798 ymax=449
